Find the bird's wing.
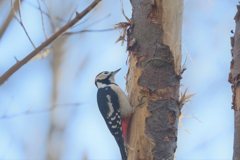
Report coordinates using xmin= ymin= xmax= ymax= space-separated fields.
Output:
xmin=97 ymin=87 xmax=127 ymax=160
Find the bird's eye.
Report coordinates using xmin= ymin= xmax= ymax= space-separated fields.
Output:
xmin=104 ymin=72 xmax=108 ymax=74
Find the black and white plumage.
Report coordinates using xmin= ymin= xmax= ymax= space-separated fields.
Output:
xmin=95 ymin=68 xmax=133 ymax=160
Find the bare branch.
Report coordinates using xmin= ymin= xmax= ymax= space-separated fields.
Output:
xmin=11 ymin=0 xmax=36 ymax=48
xmin=37 ymin=0 xmax=47 ymax=39
xmin=72 ymin=11 xmax=96 ymax=28
xmin=0 ymin=0 xmax=23 ymax=40
xmin=19 ymin=22 xmax=36 ymax=48
xmin=42 ymin=0 xmax=54 ymax=25
xmin=64 ymin=14 xmax=113 ymax=35
xmin=11 ymin=0 xmax=19 ymax=21
xmin=0 ymin=0 xmax=102 ymax=85
xmin=24 ymin=0 xmax=55 ymax=29
xmin=73 ymin=13 xmax=111 ymax=28
xmin=18 ymin=0 xmax=22 ymax=20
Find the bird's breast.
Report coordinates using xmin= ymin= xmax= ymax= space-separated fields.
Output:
xmin=109 ymin=84 xmax=133 ymax=118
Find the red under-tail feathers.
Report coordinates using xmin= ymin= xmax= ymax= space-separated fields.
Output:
xmin=121 ymin=116 xmax=131 ymax=141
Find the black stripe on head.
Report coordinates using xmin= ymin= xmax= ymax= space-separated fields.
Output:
xmin=96 ymin=73 xmax=112 ymax=85
xmin=95 ymin=71 xmax=116 ymax=87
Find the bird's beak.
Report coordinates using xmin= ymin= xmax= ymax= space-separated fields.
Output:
xmin=112 ymin=68 xmax=121 ymax=76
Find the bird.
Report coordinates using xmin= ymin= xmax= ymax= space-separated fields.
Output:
xmin=95 ymin=68 xmax=133 ymax=160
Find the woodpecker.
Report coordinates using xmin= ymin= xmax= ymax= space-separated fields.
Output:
xmin=95 ymin=68 xmax=133 ymax=160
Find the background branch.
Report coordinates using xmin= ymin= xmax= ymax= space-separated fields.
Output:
xmin=0 ymin=0 xmax=102 ymax=86
xmin=37 ymin=0 xmax=48 ymax=39
xmin=11 ymin=0 xmax=36 ymax=48
xmin=64 ymin=28 xmax=114 ymax=36
xmin=0 ymin=0 xmax=23 ymax=40
xmin=0 ymin=103 xmax=82 ymax=119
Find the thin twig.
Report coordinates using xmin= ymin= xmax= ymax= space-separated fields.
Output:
xmin=37 ymin=0 xmax=47 ymax=39
xmin=73 ymin=13 xmax=111 ymax=28
xmin=20 ymin=22 xmax=36 ymax=48
xmin=64 ymin=28 xmax=114 ymax=36
xmin=0 ymin=103 xmax=82 ymax=119
xmin=0 ymin=0 xmax=102 ymax=86
xmin=87 ymin=14 xmax=111 ymax=28
xmin=24 ymin=1 xmax=50 ymax=17
xmin=18 ymin=0 xmax=22 ymax=20
xmin=42 ymin=0 xmax=51 ymax=19
xmin=182 ymin=43 xmax=194 ymax=65
xmin=71 ymin=11 xmax=96 ymax=28
xmin=24 ymin=0 xmax=55 ymax=28
xmin=68 ymin=5 xmax=78 ymax=22
xmin=0 ymin=0 xmax=23 ymax=40
xmin=11 ymin=0 xmax=36 ymax=48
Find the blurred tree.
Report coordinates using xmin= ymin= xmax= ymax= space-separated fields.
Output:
xmin=124 ymin=0 xmax=184 ymax=159
xmin=47 ymin=37 xmax=68 ymax=160
xmin=229 ymin=4 xmax=240 ymax=160
xmin=46 ymin=2 xmax=71 ymax=159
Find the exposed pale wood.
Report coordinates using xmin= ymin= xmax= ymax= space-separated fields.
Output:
xmin=126 ymin=54 xmax=153 ymax=160
xmin=162 ymin=0 xmax=183 ymax=75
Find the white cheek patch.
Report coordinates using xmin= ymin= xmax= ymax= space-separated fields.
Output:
xmin=97 ymin=82 xmax=107 ymax=88
xmin=106 ymin=95 xmax=114 ymax=117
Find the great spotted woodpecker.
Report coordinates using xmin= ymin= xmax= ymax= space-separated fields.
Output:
xmin=95 ymin=68 xmax=133 ymax=160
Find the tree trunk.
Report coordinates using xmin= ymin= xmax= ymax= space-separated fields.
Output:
xmin=229 ymin=5 xmax=240 ymax=160
xmin=126 ymin=0 xmax=183 ymax=159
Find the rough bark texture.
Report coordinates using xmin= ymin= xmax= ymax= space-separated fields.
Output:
xmin=229 ymin=5 xmax=240 ymax=160
xmin=126 ymin=0 xmax=183 ymax=159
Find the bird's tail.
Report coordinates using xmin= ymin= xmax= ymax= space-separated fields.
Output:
xmin=118 ymin=142 xmax=127 ymax=160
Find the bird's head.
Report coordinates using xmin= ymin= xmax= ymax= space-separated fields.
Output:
xmin=95 ymin=68 xmax=121 ymax=88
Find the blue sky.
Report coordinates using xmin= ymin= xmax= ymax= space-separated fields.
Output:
xmin=0 ymin=0 xmax=237 ymax=159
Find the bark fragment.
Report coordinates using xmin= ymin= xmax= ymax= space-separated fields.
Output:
xmin=229 ymin=5 xmax=240 ymax=111
xmin=229 ymin=4 xmax=240 ymax=160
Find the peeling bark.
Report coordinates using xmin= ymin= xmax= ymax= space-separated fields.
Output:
xmin=126 ymin=0 xmax=183 ymax=159
xmin=229 ymin=5 xmax=240 ymax=160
